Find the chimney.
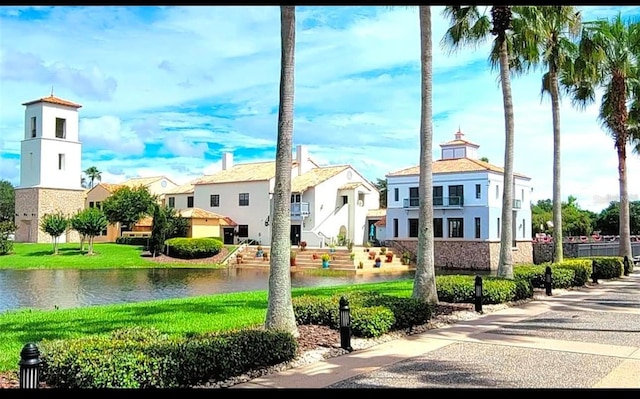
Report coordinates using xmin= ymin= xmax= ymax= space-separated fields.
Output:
xmin=296 ymin=144 xmax=309 ymax=176
xmin=222 ymin=152 xmax=233 ymax=171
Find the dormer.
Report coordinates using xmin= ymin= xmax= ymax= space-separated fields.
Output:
xmin=440 ymin=128 xmax=480 ymax=160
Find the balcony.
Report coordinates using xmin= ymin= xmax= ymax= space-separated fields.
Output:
xmin=403 ymin=196 xmax=464 ymax=208
xmin=513 ymin=199 xmax=522 ymax=209
xmin=291 ymin=202 xmax=310 ymax=218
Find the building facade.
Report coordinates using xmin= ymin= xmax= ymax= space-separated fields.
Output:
xmin=385 ymin=130 xmax=533 ymax=270
xmin=14 ymin=94 xmax=86 ymax=243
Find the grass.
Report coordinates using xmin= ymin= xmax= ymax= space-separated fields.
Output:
xmin=0 ymin=279 xmax=414 ymax=373
xmin=0 ymin=243 xmax=229 ymax=269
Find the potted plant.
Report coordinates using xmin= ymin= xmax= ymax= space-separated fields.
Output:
xmin=321 ymin=253 xmax=331 ymax=268
xmin=401 ymin=252 xmax=411 ymax=265
xmin=385 ymin=251 xmax=394 ymax=263
xmin=368 ymin=250 xmax=377 ymax=260
xmin=300 ymin=241 xmax=307 ymax=251
xmin=236 ymin=253 xmax=244 ymax=264
xmin=346 ymin=240 xmax=353 ymax=252
xmin=364 ymin=241 xmax=371 ymax=252
xmin=349 ymin=252 xmax=355 ymax=261
xmin=256 ymin=246 xmax=264 ymax=258
xmin=263 ymin=251 xmax=269 ymax=261
xmin=380 ymin=247 xmax=387 ymax=255
xmin=290 ymin=250 xmax=297 ymax=266
xmin=312 ymin=253 xmax=318 ymax=260
xmin=374 ymin=257 xmax=382 ymax=268
xmin=329 ymin=243 xmax=336 ymax=253
xmin=358 ymin=261 xmax=364 ymax=269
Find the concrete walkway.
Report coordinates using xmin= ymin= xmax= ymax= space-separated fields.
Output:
xmin=233 ymin=272 xmax=640 ymax=389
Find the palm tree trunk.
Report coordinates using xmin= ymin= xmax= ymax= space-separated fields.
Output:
xmin=618 ymin=145 xmax=633 ymax=259
xmin=265 ymin=5 xmax=298 ymax=337
xmin=497 ymin=36 xmax=515 ymax=279
xmin=412 ymin=6 xmax=437 ymax=304
xmin=550 ymin=68 xmax=563 ymax=262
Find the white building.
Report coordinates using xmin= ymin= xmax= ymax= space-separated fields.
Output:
xmin=385 ymin=130 xmax=533 ymax=270
xmin=14 ymin=94 xmax=86 ymax=243
xmin=165 ymin=145 xmax=380 ymax=247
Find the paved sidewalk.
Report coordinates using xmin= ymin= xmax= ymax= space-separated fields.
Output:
xmin=233 ymin=272 xmax=640 ymax=389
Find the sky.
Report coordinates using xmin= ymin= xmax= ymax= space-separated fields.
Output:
xmin=1 ymin=5 xmax=640 ymax=213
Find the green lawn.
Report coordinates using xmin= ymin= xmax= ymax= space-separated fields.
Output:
xmin=0 ymin=279 xmax=414 ymax=373
xmin=0 ymin=243 xmax=231 ymax=269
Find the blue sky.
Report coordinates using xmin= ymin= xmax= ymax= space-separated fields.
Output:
xmin=1 ymin=5 xmax=640 ymax=212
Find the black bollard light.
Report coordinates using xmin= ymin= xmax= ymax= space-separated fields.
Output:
xmin=18 ymin=343 xmax=41 ymax=389
xmin=591 ymin=260 xmax=598 ymax=284
xmin=339 ymin=296 xmax=353 ymax=352
xmin=474 ymin=275 xmax=483 ymax=313
xmin=623 ymin=256 xmax=630 ymax=276
xmin=545 ymin=266 xmax=552 ymax=296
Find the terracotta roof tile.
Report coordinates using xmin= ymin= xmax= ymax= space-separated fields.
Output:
xmin=121 ymin=176 xmax=174 ymax=188
xmin=374 ymin=216 xmax=386 ymax=227
xmin=339 ymin=182 xmax=365 ymax=190
xmin=177 ymin=208 xmax=237 ymax=226
xmin=98 ymin=183 xmax=123 ymax=193
xmin=291 ymin=166 xmax=349 ymax=192
xmin=387 ymin=158 xmax=530 ymax=179
xmin=166 ymin=179 xmax=198 ymax=194
xmin=22 ymin=95 xmax=82 ymax=109
xmin=195 ymin=161 xmax=284 ymax=184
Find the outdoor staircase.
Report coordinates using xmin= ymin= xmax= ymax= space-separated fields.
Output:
xmin=231 ymin=245 xmax=413 ymax=274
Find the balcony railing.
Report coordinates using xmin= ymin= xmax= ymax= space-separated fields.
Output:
xmin=291 ymin=202 xmax=310 ymax=218
xmin=513 ymin=199 xmax=522 ymax=209
xmin=403 ymin=196 xmax=464 ymax=208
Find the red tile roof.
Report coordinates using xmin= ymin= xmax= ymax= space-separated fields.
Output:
xmin=22 ymin=95 xmax=83 ymax=109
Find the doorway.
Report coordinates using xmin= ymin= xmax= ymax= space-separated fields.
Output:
xmin=290 ymin=224 xmax=301 ymax=245
xmin=223 ymin=228 xmax=235 ymax=245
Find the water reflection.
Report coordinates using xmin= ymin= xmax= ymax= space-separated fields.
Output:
xmin=0 ymin=268 xmax=418 ymax=313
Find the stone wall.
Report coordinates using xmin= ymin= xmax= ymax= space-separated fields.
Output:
xmin=14 ymin=187 xmax=85 ymax=243
xmin=388 ymin=239 xmax=534 ymax=271
xmin=532 ymin=242 xmax=580 ymax=264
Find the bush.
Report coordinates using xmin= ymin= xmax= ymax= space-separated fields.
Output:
xmin=164 ymin=237 xmax=223 ymax=259
xmin=587 ymin=256 xmax=623 ymax=279
xmin=115 ymin=236 xmax=149 ymax=246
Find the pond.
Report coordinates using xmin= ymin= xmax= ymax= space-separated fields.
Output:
xmin=0 ymin=268 xmax=419 ymax=313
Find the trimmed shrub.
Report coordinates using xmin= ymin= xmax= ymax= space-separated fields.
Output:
xmin=164 ymin=237 xmax=223 ymax=259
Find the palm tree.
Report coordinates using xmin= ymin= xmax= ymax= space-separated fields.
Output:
xmin=412 ymin=6 xmax=438 ymax=304
xmin=84 ymin=166 xmax=102 ymax=189
xmin=442 ymin=6 xmax=516 ymax=278
xmin=511 ymin=6 xmax=582 ymax=263
xmin=561 ymin=13 xmax=640 ymax=260
xmin=264 ymin=5 xmax=298 ymax=337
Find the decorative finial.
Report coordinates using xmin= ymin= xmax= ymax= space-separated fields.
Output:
xmin=455 ymin=126 xmax=464 ymax=140
xmin=50 ymin=86 xmax=54 ymax=96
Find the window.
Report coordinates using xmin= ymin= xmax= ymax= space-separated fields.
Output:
xmin=58 ymin=154 xmax=65 ymax=170
xmin=476 ymin=184 xmax=481 ymax=199
xmin=408 ymin=187 xmax=419 ymax=207
xmin=30 ymin=117 xmax=36 ymax=138
xmin=168 ymin=197 xmax=175 ymax=208
xmin=433 ymin=186 xmax=443 ymax=206
xmin=496 ymin=185 xmax=499 ymax=199
xmin=522 ymin=218 xmax=526 ymax=239
xmin=342 ymin=195 xmax=348 ymax=205
xmin=358 ymin=192 xmax=365 ymax=206
xmin=475 ymin=217 xmax=481 ymax=239
xmin=448 ymin=218 xmax=464 ymax=238
xmin=393 ymin=218 xmax=398 ymax=238
xmin=210 ymin=194 xmax=220 ymax=207
xmin=290 ymin=194 xmax=301 ymax=203
xmin=89 ymin=201 xmax=95 ymax=208
xmin=408 ymin=218 xmax=419 ymax=238
xmin=521 ymin=188 xmax=525 ymax=202
xmin=237 ymin=225 xmax=248 ymax=238
xmin=55 ymin=118 xmax=66 ymax=139
xmin=95 ymin=201 xmax=101 ymax=209
xmin=239 ymin=193 xmax=249 ymax=206
xmin=187 ymin=196 xmax=194 ymax=208
xmin=497 ymin=217 xmax=501 ymax=238
xmin=448 ymin=185 xmax=463 ymax=206
xmin=394 ymin=188 xmax=399 ymax=202
xmin=434 ymin=218 xmax=443 ymax=238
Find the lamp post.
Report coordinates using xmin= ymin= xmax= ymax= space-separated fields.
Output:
xmin=339 ymin=296 xmax=352 ymax=352
xmin=592 ymin=260 xmax=598 ymax=284
xmin=474 ymin=275 xmax=483 ymax=313
xmin=623 ymin=256 xmax=630 ymax=276
xmin=18 ymin=343 xmax=41 ymax=389
xmin=545 ymin=266 xmax=552 ymax=296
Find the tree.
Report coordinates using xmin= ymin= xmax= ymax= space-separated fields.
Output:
xmin=149 ymin=204 xmax=168 ymax=257
xmin=0 ymin=180 xmax=15 ymax=223
xmin=84 ymin=166 xmax=102 ymax=189
xmin=40 ymin=212 xmax=69 ymax=254
xmin=0 ymin=220 xmax=16 ymax=255
xmin=264 ymin=5 xmax=298 ymax=337
xmin=69 ymin=208 xmax=108 ymax=255
xmin=165 ymin=208 xmax=189 ymax=239
xmin=479 ymin=156 xmax=490 ymax=162
xmin=561 ymin=13 xmax=640 ymax=260
xmin=596 ymin=200 xmax=640 ymax=235
xmin=101 ymin=186 xmax=157 ymax=235
xmin=373 ymin=178 xmax=387 ymax=208
xmin=513 ymin=6 xmax=582 ymax=262
xmin=412 ymin=6 xmax=438 ymax=305
xmin=442 ymin=6 xmax=517 ymax=278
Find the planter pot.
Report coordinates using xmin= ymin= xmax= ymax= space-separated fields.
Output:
xmin=374 ymin=261 xmax=381 ymax=268
xmin=322 ymin=260 xmax=330 ymax=268
xmin=290 ymin=259 xmax=296 ymax=267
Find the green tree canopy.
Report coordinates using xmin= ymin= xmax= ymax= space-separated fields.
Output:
xmin=596 ymin=201 xmax=640 ymax=235
xmin=101 ymin=186 xmax=157 ymax=233
xmin=373 ymin=178 xmax=387 ymax=208
xmin=40 ymin=212 xmax=69 ymax=254
xmin=70 ymin=208 xmax=108 ymax=255
xmin=0 ymin=180 xmax=15 ymax=223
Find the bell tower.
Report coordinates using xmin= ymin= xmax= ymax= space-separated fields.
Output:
xmin=14 ymin=93 xmax=85 ymax=243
